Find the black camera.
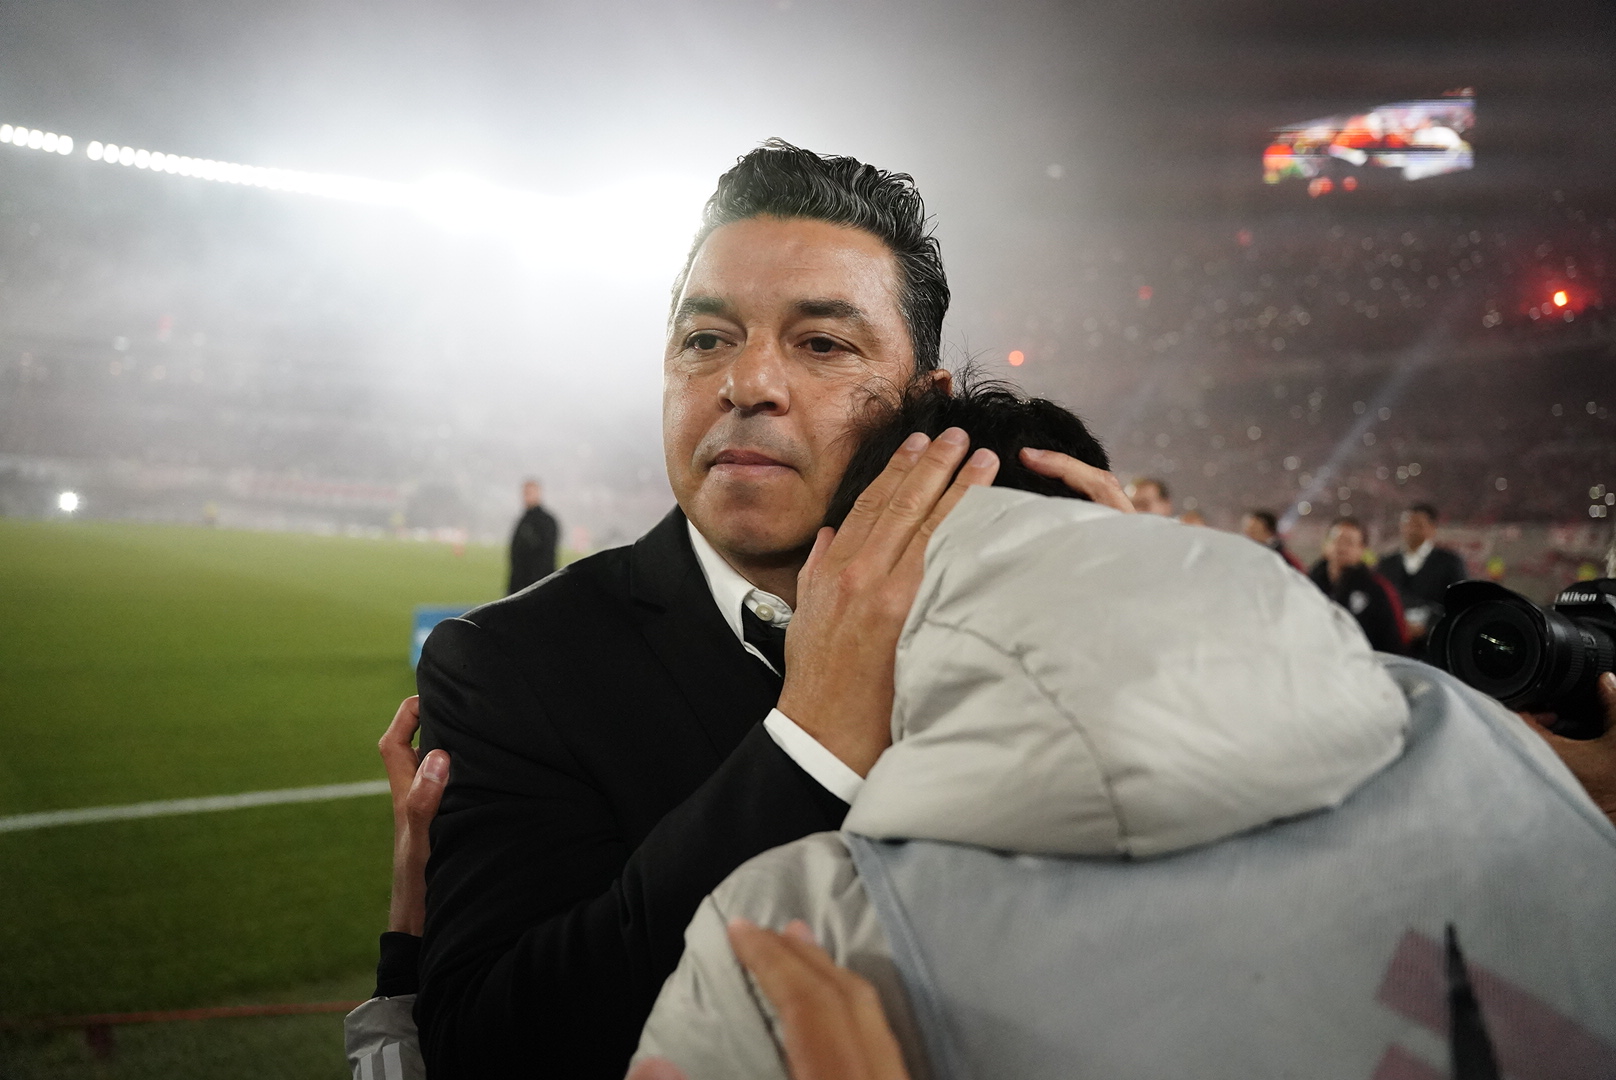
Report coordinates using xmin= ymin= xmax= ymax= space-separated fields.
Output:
xmin=1427 ymin=578 xmax=1616 ymax=740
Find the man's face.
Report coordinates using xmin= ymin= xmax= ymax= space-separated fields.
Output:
xmin=522 ymin=482 xmax=541 ymax=508
xmin=1401 ymin=509 xmax=1435 ymax=550
xmin=663 ymin=215 xmax=916 ymax=562
xmin=1129 ymin=481 xmax=1172 ymax=516
xmin=1325 ymin=523 xmax=1366 ymax=570
xmin=1240 ymin=514 xmax=1273 ymax=543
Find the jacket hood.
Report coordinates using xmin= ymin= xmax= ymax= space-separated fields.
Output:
xmin=843 ymin=486 xmax=1409 ymax=858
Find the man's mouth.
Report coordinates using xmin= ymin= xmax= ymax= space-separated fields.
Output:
xmin=710 ymin=449 xmax=793 ymax=471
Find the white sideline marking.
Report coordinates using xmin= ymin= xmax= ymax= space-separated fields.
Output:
xmin=0 ymin=780 xmax=391 ymax=834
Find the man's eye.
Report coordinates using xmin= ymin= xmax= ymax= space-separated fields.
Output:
xmin=688 ymin=332 xmax=724 ymax=351
xmin=805 ymin=336 xmax=841 ymax=354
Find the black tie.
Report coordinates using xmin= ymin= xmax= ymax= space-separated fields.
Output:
xmin=741 ymin=606 xmax=787 ymax=681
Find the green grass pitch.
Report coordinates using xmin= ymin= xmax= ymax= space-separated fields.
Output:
xmin=0 ymin=519 xmax=506 ymax=1077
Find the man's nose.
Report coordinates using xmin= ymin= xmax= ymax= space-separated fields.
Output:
xmin=721 ymin=338 xmax=790 ymax=416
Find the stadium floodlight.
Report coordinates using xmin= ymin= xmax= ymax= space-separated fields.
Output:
xmin=58 ymin=491 xmax=80 ymax=513
xmin=0 ymin=124 xmax=72 ymax=155
xmin=79 ymin=130 xmax=414 ymax=206
xmin=3 ymin=116 xmax=708 ymax=273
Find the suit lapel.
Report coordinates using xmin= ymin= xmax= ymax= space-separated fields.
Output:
xmin=629 ymin=507 xmax=781 ymax=758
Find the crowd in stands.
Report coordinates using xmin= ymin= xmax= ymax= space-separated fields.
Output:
xmin=4 ymin=150 xmax=1611 ymax=546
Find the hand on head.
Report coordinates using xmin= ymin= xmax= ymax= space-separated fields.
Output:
xmin=777 ymin=428 xmax=999 ymax=776
xmin=1019 ymin=447 xmax=1135 ymax=513
xmin=779 ymin=377 xmax=1133 ymax=776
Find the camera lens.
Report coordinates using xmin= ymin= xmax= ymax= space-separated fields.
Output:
xmin=1446 ymin=601 xmax=1543 ymax=700
xmin=1471 ymin=620 xmax=1528 ymax=680
xmin=1429 ymin=578 xmax=1616 ymax=735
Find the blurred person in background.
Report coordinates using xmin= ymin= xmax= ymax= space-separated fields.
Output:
xmin=1126 ymin=476 xmax=1173 ymax=516
xmin=1178 ymin=508 xmax=1207 ymax=527
xmin=1241 ymin=508 xmax=1305 ymax=571
xmin=1308 ymin=516 xmax=1406 ymax=654
xmin=507 ymin=477 xmax=560 ymax=594
xmin=1377 ymin=503 xmax=1467 ymax=654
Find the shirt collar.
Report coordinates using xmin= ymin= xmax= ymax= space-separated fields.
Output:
xmin=686 ymin=520 xmax=793 ymax=644
xmin=1404 ymin=539 xmax=1434 ymax=560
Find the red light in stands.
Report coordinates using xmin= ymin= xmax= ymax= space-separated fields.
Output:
xmin=1007 ymin=350 xmax=1025 ymax=367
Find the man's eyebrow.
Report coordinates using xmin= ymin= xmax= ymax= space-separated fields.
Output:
xmin=794 ymin=298 xmax=873 ymax=328
xmin=672 ymin=296 xmax=875 ymax=328
xmin=672 ymin=296 xmax=733 ymax=324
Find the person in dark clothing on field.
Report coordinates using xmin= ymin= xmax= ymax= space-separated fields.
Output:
xmin=507 ymin=478 xmax=560 ymax=594
xmin=1377 ymin=502 xmax=1468 ymax=652
xmin=1308 ymin=516 xmax=1407 ymax=654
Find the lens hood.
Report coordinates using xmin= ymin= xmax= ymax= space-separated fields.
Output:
xmin=1430 ymin=579 xmax=1614 ymax=734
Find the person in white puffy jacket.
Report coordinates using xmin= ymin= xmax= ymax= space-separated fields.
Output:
xmin=634 ymin=386 xmax=1616 ymax=1080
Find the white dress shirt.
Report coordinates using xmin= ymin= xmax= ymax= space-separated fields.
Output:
xmin=1401 ymin=539 xmax=1434 ymax=577
xmin=686 ymin=521 xmax=865 ymax=804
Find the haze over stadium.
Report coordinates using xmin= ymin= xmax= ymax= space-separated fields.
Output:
xmin=2 ymin=0 xmax=1610 ymax=554
xmin=2 ymin=1 xmax=1615 ymax=1075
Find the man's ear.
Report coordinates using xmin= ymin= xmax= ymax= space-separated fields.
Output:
xmin=927 ymin=368 xmax=953 ymax=396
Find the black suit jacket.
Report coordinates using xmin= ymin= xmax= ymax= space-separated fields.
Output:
xmin=508 ymin=504 xmax=560 ymax=594
xmin=1377 ymin=545 xmax=1468 ymax=612
xmin=1308 ymin=559 xmax=1407 ymax=655
xmin=416 ymin=506 xmax=848 ymax=1079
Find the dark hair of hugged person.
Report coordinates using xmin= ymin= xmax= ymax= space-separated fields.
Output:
xmin=825 ymin=375 xmax=1110 ymax=529
xmin=674 ymin=138 xmax=950 ymax=374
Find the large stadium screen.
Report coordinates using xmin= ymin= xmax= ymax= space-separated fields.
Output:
xmin=1264 ymin=90 xmax=1475 ymax=195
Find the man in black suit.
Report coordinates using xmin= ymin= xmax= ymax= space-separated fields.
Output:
xmin=1377 ymin=502 xmax=1468 ymax=652
xmin=507 ymin=478 xmax=561 ymax=594
xmin=1308 ymin=516 xmax=1407 ymax=655
xmin=412 ymin=141 xmax=1127 ymax=1079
